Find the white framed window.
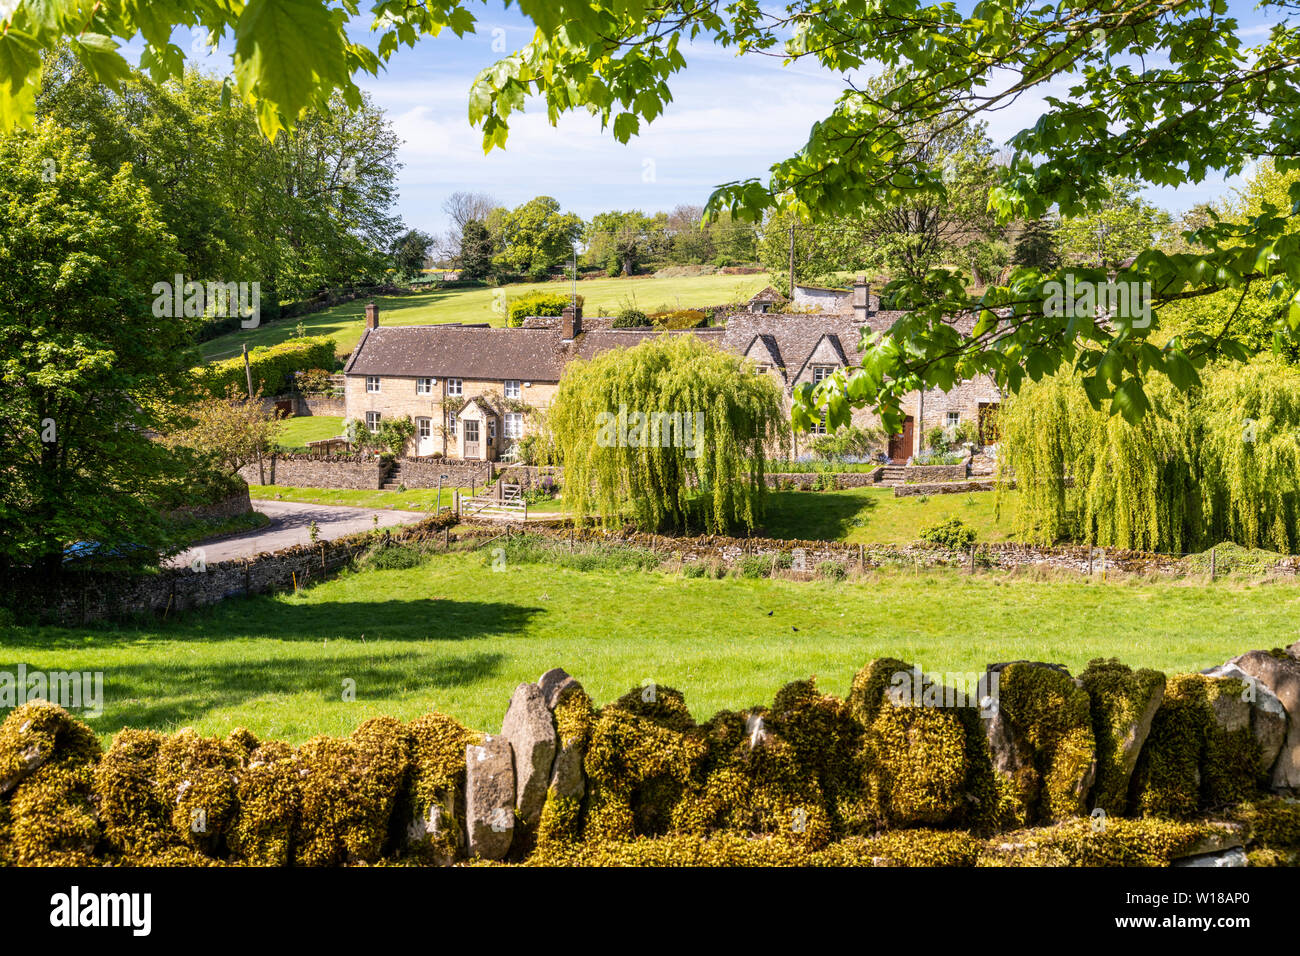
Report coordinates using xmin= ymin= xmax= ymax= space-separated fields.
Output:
xmin=365 ymin=411 xmax=381 ymax=433
xmin=812 ymin=412 xmax=827 ymax=435
xmin=504 ymin=412 xmax=524 ymax=439
xmin=448 ymin=411 xmax=457 ymax=436
xmin=447 ymin=378 xmax=462 ymax=396
xmin=487 ymin=419 xmax=496 ymax=446
xmin=812 ymin=365 xmax=833 ymax=384
xmin=366 ymin=376 xmax=380 ymax=393
xmin=417 ymin=418 xmax=432 ymax=439
xmin=946 ymin=411 xmax=960 ymax=428
xmin=755 ymin=364 xmax=769 ymax=375
xmin=417 ymin=377 xmax=434 ymax=395
xmin=504 ymin=380 xmax=521 ymax=399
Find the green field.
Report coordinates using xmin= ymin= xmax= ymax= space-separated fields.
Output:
xmin=274 ymin=415 xmax=345 ymax=450
xmin=245 ymin=483 xmax=1010 ymax=541
xmin=758 ymin=486 xmax=1016 ymax=543
xmin=250 ymin=484 xmax=464 ymax=511
xmin=201 ymin=273 xmax=769 ymax=362
xmin=9 ymin=549 xmax=1289 ymax=744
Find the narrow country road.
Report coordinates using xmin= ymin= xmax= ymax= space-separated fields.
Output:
xmin=169 ymin=500 xmax=430 ymax=567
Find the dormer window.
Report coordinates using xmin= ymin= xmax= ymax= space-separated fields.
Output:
xmin=812 ymin=365 xmax=834 ymax=383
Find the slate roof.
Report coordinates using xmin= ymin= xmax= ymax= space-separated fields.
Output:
xmin=344 ymin=307 xmax=919 ymax=384
xmin=343 ymin=326 xmax=568 ymax=381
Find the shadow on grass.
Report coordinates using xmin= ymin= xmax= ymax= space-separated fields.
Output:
xmin=84 ymin=648 xmax=506 ymax=735
xmin=10 ymin=597 xmax=545 ymax=649
xmin=757 ymin=489 xmax=879 ymax=542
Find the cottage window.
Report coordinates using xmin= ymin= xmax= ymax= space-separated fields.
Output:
xmin=812 ymin=412 xmax=827 ymax=435
xmin=488 ymin=419 xmax=496 ymax=446
xmin=447 ymin=378 xmax=463 ymax=396
xmin=946 ymin=411 xmax=960 ymax=429
xmin=366 ymin=376 xmax=380 ymax=393
xmin=812 ymin=365 xmax=833 ymax=383
xmin=365 ymin=411 xmax=381 ymax=433
xmin=504 ymin=412 xmax=524 ymax=439
xmin=417 ymin=378 xmax=434 ymax=395
xmin=448 ymin=411 xmax=457 ymax=436
xmin=755 ymin=364 xmax=769 ymax=375
xmin=504 ymin=380 xmax=521 ymax=399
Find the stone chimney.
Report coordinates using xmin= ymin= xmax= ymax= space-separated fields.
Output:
xmin=365 ymin=302 xmax=380 ymax=330
xmin=562 ymin=305 xmax=582 ymax=340
xmin=852 ymin=275 xmax=871 ymax=323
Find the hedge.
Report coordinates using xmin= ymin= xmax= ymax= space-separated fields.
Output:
xmin=193 ymin=337 xmax=337 ymax=398
xmin=507 ymin=292 xmax=584 ymax=328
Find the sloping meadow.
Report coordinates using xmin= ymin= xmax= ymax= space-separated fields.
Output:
xmin=2 ymin=648 xmax=1299 ymax=867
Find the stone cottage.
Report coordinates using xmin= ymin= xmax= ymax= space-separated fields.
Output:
xmin=342 ymin=281 xmax=1001 ymax=462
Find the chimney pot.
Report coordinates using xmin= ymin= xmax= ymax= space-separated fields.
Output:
xmin=365 ymin=302 xmax=379 ymax=329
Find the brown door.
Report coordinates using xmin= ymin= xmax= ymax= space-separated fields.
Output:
xmin=888 ymin=417 xmax=915 ymax=462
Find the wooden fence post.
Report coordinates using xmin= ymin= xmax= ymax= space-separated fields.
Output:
xmin=969 ymin=543 xmax=976 ymax=574
xmin=1211 ymin=547 xmax=1217 ymax=581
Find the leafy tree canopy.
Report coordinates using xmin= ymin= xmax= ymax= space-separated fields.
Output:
xmin=7 ymin=1 xmax=1300 ymax=427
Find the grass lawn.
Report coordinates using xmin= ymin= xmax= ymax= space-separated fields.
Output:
xmin=200 ymin=273 xmax=768 ymax=362
xmin=250 ymin=484 xmax=465 ymax=511
xmin=757 ymin=486 xmax=1019 ymax=543
xmin=274 ymin=415 xmax=345 ymax=450
xmin=9 ymin=550 xmax=1293 ymax=744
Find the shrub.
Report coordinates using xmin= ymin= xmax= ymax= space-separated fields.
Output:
xmin=612 ymin=308 xmax=649 ymax=328
xmin=682 ymin=562 xmax=707 ymax=578
xmin=358 ymin=541 xmax=434 ymax=571
xmin=919 ymin=517 xmax=977 ymax=549
xmin=194 ymin=336 xmax=336 ymax=398
xmin=507 ymin=292 xmax=583 ymax=328
xmin=296 ymin=368 xmax=337 ymax=395
xmin=817 ymin=560 xmax=847 ymax=581
xmin=649 ymin=309 xmax=707 ymax=330
xmin=733 ymin=554 xmax=774 ymax=579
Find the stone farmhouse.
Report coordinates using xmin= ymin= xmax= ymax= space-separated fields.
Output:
xmin=342 ymin=280 xmax=1001 ymax=463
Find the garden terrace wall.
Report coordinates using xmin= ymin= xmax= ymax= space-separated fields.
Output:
xmin=238 ymin=454 xmax=389 ymax=489
xmin=904 ymin=462 xmax=969 ymax=483
xmin=765 ymin=470 xmax=882 ymax=490
xmin=399 ymin=458 xmax=495 ymax=488
xmin=3 ymin=513 xmax=457 ymax=626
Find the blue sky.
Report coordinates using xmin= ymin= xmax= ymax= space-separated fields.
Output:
xmin=181 ymin=1 xmax=1288 ymax=235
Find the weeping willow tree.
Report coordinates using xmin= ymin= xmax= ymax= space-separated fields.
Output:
xmin=548 ymin=334 xmax=787 ymax=532
xmin=999 ymin=360 xmax=1300 ymax=553
xmin=1197 ymin=359 xmax=1300 ymax=552
xmin=998 ymin=370 xmax=1200 ymax=552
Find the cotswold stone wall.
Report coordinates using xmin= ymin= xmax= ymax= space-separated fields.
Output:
xmin=764 ymin=470 xmax=882 ymax=489
xmin=399 ymin=459 xmax=495 ymax=488
xmin=163 ymin=488 xmax=253 ymax=523
xmin=4 ymin=646 xmax=1299 ymax=867
xmin=3 ymin=513 xmax=457 ymax=627
xmin=238 ymin=454 xmax=388 ymax=489
xmin=903 ymin=462 xmax=969 ymax=483
xmin=895 ymin=479 xmax=1001 ymax=497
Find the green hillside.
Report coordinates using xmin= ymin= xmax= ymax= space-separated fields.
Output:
xmin=200 ymin=273 xmax=769 ymax=363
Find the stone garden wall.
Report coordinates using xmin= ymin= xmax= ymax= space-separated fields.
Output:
xmin=904 ymin=462 xmax=969 ymax=483
xmin=163 ymin=488 xmax=253 ymax=523
xmin=238 ymin=454 xmax=389 ymax=489
xmin=4 ymin=645 xmax=1299 ymax=867
xmin=399 ymin=458 xmax=495 ymax=488
xmin=2 ymin=513 xmax=457 ymax=627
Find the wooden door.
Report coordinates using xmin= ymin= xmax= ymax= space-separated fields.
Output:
xmin=888 ymin=416 xmax=915 ymax=462
xmin=463 ymin=419 xmax=481 ymax=459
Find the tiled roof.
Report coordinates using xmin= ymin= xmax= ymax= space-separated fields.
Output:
xmin=343 ymin=326 xmax=568 ymax=381
xmin=344 ymin=308 xmax=920 ymax=383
